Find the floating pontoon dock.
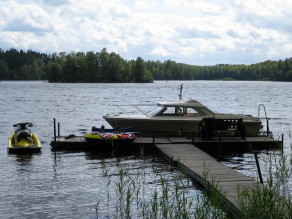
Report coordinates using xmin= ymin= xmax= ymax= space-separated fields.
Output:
xmin=51 ymin=135 xmax=281 ymax=150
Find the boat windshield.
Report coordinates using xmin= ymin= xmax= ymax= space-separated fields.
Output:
xmin=148 ymin=106 xmax=165 ymax=117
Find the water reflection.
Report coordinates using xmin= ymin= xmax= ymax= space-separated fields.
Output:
xmin=8 ymin=152 xmax=41 ymax=166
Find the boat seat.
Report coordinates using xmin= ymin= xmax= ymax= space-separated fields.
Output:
xmin=16 ymin=130 xmax=32 ymax=139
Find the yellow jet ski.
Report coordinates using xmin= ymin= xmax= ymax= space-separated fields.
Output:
xmin=8 ymin=122 xmax=42 ymax=152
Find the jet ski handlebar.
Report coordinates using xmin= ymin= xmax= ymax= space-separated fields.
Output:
xmin=13 ymin=122 xmax=33 ymax=129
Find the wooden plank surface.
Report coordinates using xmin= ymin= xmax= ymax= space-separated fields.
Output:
xmin=51 ymin=136 xmax=280 ymax=151
xmin=154 ymin=143 xmax=259 ymax=214
xmin=52 ymin=136 xmax=279 ymax=144
xmin=133 ymin=137 xmax=171 ymax=144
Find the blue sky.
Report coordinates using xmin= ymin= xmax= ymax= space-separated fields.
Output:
xmin=0 ymin=0 xmax=291 ymax=65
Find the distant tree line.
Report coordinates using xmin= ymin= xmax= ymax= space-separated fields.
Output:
xmin=1 ymin=48 xmax=292 ymax=82
xmin=47 ymin=49 xmax=153 ymax=82
xmin=146 ymin=59 xmax=292 ymax=81
xmin=0 ymin=48 xmax=49 ymax=80
xmin=0 ymin=48 xmax=153 ymax=83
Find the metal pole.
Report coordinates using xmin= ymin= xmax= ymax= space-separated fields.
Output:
xmin=266 ymin=120 xmax=269 ymax=136
xmin=192 ymin=129 xmax=195 ymax=144
xmin=282 ymin=134 xmax=284 ymax=153
xmin=58 ymin=122 xmax=60 ymax=137
xmin=152 ymin=126 xmax=155 ymax=145
xmin=171 ymin=156 xmax=173 ymax=171
xmin=254 ymin=151 xmax=263 ymax=184
xmin=218 ymin=132 xmax=222 ymax=162
xmin=53 ymin=118 xmax=56 ymax=143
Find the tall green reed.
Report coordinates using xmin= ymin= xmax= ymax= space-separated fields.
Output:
xmin=95 ymin=146 xmax=227 ymax=218
xmin=237 ymin=133 xmax=292 ymax=218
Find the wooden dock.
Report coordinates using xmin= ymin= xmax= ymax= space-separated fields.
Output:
xmin=51 ymin=135 xmax=281 ymax=150
xmin=135 ymin=136 xmax=281 ymax=146
xmin=154 ymin=143 xmax=260 ymax=216
xmin=50 ymin=134 xmax=286 ymax=216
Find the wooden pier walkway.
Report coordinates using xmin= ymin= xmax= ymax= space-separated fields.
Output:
xmin=155 ymin=143 xmax=260 ymax=215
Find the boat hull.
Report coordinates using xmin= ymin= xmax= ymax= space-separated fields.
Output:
xmin=8 ymin=133 xmax=42 ymax=152
xmin=104 ymin=115 xmax=262 ymax=137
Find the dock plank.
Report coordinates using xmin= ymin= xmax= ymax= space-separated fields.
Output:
xmin=154 ymin=143 xmax=259 ymax=214
xmin=133 ymin=137 xmax=171 ymax=144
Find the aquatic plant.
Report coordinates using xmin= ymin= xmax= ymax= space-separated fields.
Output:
xmin=95 ymin=153 xmax=226 ymax=218
xmin=237 ymin=182 xmax=292 ymax=219
xmin=237 ymin=134 xmax=292 ymax=219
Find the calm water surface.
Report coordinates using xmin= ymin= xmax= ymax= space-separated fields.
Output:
xmin=0 ymin=80 xmax=291 ymax=218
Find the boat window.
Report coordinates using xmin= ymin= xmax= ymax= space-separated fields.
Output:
xmin=148 ymin=106 xmax=165 ymax=117
xmin=157 ymin=106 xmax=183 ymax=116
xmin=161 ymin=107 xmax=176 ymax=115
xmin=185 ymin=108 xmax=199 ymax=116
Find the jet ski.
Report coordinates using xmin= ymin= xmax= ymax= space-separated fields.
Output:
xmin=8 ymin=122 xmax=42 ymax=152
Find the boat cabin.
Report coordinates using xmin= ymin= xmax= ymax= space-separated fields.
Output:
xmin=148 ymin=99 xmax=215 ymax=117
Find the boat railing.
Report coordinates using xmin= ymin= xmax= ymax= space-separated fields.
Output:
xmin=134 ymin=105 xmax=148 ymax=116
xmin=258 ymin=104 xmax=271 ymax=137
xmin=117 ymin=105 xmax=129 ymax=115
xmin=200 ymin=118 xmax=246 ymax=140
xmin=107 ymin=104 xmax=157 ymax=117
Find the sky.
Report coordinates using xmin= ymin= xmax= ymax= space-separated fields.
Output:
xmin=0 ymin=0 xmax=291 ymax=65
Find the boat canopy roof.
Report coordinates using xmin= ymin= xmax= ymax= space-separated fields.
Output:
xmin=157 ymin=99 xmax=205 ymax=107
xmin=157 ymin=98 xmax=215 ymax=115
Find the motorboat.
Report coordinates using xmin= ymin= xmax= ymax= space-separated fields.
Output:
xmin=8 ymin=122 xmax=42 ymax=152
xmin=103 ymin=86 xmax=266 ymax=138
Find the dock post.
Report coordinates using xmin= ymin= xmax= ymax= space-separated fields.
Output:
xmin=53 ymin=118 xmax=56 ymax=143
xmin=171 ymin=156 xmax=173 ymax=171
xmin=218 ymin=132 xmax=222 ymax=162
xmin=192 ymin=129 xmax=195 ymax=144
xmin=152 ymin=126 xmax=155 ymax=144
xmin=254 ymin=151 xmax=263 ymax=184
xmin=266 ymin=119 xmax=270 ymax=137
xmin=58 ymin=122 xmax=60 ymax=137
xmin=281 ymin=134 xmax=284 ymax=153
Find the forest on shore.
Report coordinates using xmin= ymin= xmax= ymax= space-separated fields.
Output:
xmin=1 ymin=48 xmax=292 ymax=82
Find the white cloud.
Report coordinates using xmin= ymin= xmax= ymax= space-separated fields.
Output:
xmin=151 ymin=47 xmax=171 ymax=57
xmin=134 ymin=0 xmax=157 ymax=10
xmin=234 ymin=0 xmax=292 ymax=18
xmin=0 ymin=0 xmax=291 ymax=65
xmin=1 ymin=2 xmax=50 ymax=31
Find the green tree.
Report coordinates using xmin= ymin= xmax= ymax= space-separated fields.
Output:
xmin=0 ymin=59 xmax=9 ymax=80
xmin=133 ymin=57 xmax=147 ymax=82
xmin=97 ymin=48 xmax=110 ymax=81
xmin=143 ymin=69 xmax=153 ymax=82
xmin=47 ymin=62 xmax=61 ymax=82
xmin=86 ymin=51 xmax=98 ymax=82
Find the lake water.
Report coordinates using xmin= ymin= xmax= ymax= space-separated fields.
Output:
xmin=0 ymin=80 xmax=291 ymax=218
